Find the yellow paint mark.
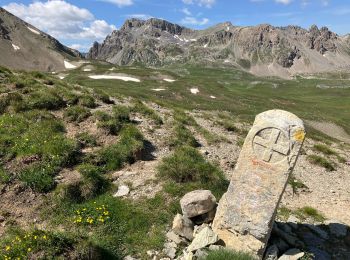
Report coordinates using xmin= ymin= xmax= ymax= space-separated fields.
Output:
xmin=294 ymin=129 xmax=305 ymax=142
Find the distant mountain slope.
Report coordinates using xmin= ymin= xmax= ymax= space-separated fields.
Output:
xmin=88 ymin=18 xmax=350 ymax=78
xmin=0 ymin=7 xmax=81 ymax=71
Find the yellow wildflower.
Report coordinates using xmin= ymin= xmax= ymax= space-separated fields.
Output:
xmin=5 ymin=245 xmax=11 ymax=251
xmin=28 ymin=248 xmax=32 ymax=252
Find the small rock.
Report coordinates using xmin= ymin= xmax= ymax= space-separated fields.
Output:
xmin=172 ymin=214 xmax=194 ymax=241
xmin=194 ymin=249 xmax=208 ymax=259
xmin=188 ymin=226 xmax=218 ymax=252
xmin=193 ymin=224 xmax=209 ymax=238
xmin=278 ymin=248 xmax=304 ymax=260
xmin=0 ymin=215 xmax=5 ymax=223
xmin=166 ymin=231 xmax=187 ymax=245
xmin=325 ymin=220 xmax=348 ymax=238
xmin=265 ymin=245 xmax=279 ymax=260
xmin=208 ymin=245 xmax=223 ymax=251
xmin=183 ymin=251 xmax=194 ymax=260
xmin=163 ymin=242 xmax=177 ymax=259
xmin=113 ymin=185 xmax=130 ymax=197
xmin=180 ymin=190 xmax=216 ymax=218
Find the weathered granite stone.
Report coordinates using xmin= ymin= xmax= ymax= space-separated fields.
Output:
xmin=180 ymin=190 xmax=216 ymax=218
xmin=172 ymin=214 xmax=194 ymax=241
xmin=213 ymin=110 xmax=305 ymax=258
xmin=188 ymin=226 xmax=218 ymax=252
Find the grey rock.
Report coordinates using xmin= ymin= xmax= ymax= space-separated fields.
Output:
xmin=180 ymin=190 xmax=216 ymax=218
xmin=172 ymin=214 xmax=194 ymax=241
xmin=278 ymin=248 xmax=304 ymax=260
xmin=113 ymin=185 xmax=130 ymax=197
xmin=163 ymin=242 xmax=177 ymax=259
xmin=208 ymin=245 xmax=223 ymax=251
xmin=265 ymin=245 xmax=279 ymax=260
xmin=213 ymin=110 xmax=305 ymax=257
xmin=194 ymin=249 xmax=208 ymax=259
xmin=166 ymin=231 xmax=187 ymax=245
xmin=188 ymin=226 xmax=218 ymax=252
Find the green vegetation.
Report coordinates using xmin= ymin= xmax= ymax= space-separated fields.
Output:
xmin=294 ymin=206 xmax=326 ymax=222
xmin=277 ymin=206 xmax=292 ymax=221
xmin=0 ymin=229 xmax=74 ymax=260
xmin=95 ymin=105 xmax=131 ymax=135
xmin=307 ymin=154 xmax=336 ymax=171
xmin=94 ymin=125 xmax=144 ymax=172
xmin=158 ymin=146 xmax=228 ymax=198
xmin=313 ymin=144 xmax=346 ymax=163
xmin=203 ymin=249 xmax=255 ymax=260
xmin=288 ymin=176 xmax=308 ymax=194
xmin=169 ymin=124 xmax=199 ymax=148
xmin=64 ymin=105 xmax=91 ymax=122
xmin=75 ymin=132 xmax=98 ymax=148
xmin=132 ymin=100 xmax=163 ymax=125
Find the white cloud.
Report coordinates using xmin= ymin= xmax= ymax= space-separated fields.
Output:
xmin=125 ymin=14 xmax=154 ymax=20
xmin=3 ymin=1 xmax=116 ymax=42
xmin=275 ymin=0 xmax=293 ymax=4
xmin=99 ymin=0 xmax=134 ymax=7
xmin=181 ymin=16 xmax=209 ymax=26
xmin=181 ymin=7 xmax=192 ymax=16
xmin=182 ymin=0 xmax=216 ymax=8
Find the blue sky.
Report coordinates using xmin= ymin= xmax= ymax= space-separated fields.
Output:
xmin=2 ymin=0 xmax=350 ymax=51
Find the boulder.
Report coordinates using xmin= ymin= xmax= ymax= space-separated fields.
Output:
xmin=180 ymin=190 xmax=216 ymax=218
xmin=265 ymin=245 xmax=279 ymax=260
xmin=172 ymin=214 xmax=194 ymax=241
xmin=188 ymin=226 xmax=218 ymax=252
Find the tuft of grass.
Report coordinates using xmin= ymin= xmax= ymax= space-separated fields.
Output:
xmin=158 ymin=146 xmax=228 ymax=198
xmin=294 ymin=206 xmax=325 ymax=222
xmin=288 ymin=176 xmax=308 ymax=194
xmin=169 ymin=124 xmax=199 ymax=148
xmin=95 ymin=105 xmax=131 ymax=135
xmin=78 ymin=94 xmax=97 ymax=108
xmin=75 ymin=132 xmax=98 ymax=148
xmin=27 ymin=90 xmax=65 ymax=110
xmin=203 ymin=249 xmax=255 ymax=260
xmin=64 ymin=106 xmax=91 ymax=123
xmin=95 ymin=125 xmax=144 ymax=172
xmin=307 ymin=154 xmax=336 ymax=171
xmin=216 ymin=119 xmax=238 ymax=132
xmin=0 ymin=167 xmax=11 ymax=184
xmin=277 ymin=206 xmax=292 ymax=221
xmin=93 ymin=89 xmax=114 ymax=104
xmin=313 ymin=144 xmax=337 ymax=155
xmin=132 ymin=100 xmax=163 ymax=125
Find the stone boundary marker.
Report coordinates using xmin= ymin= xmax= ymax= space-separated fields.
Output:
xmin=213 ymin=110 xmax=306 ymax=259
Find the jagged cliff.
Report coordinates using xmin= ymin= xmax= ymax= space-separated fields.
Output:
xmin=88 ymin=18 xmax=350 ymax=77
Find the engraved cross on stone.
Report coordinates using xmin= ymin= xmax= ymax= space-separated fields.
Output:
xmin=253 ymin=128 xmax=290 ymax=162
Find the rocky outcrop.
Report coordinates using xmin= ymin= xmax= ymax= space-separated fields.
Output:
xmin=88 ymin=18 xmax=350 ymax=77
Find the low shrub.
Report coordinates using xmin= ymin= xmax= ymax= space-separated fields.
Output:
xmin=27 ymin=90 xmax=65 ymax=110
xmin=94 ymin=89 xmax=114 ymax=104
xmin=78 ymin=94 xmax=97 ymax=108
xmin=294 ymin=206 xmax=325 ymax=222
xmin=64 ymin=106 xmax=91 ymax=123
xmin=307 ymin=155 xmax=335 ymax=171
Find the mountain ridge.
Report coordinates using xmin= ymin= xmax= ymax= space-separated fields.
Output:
xmin=0 ymin=7 xmax=81 ymax=72
xmin=88 ymin=18 xmax=350 ymax=78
